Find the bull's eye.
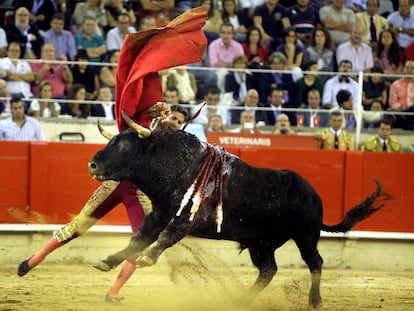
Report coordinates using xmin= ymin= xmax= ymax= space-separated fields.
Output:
xmin=119 ymin=140 xmax=131 ymax=152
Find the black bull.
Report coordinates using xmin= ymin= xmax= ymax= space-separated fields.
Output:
xmin=88 ymin=129 xmax=391 ymax=308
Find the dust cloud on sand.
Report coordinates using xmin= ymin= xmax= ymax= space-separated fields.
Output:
xmin=1 ymin=241 xmax=413 ymax=311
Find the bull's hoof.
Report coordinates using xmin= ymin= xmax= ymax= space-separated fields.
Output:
xmin=93 ymin=260 xmax=113 ymax=272
xmin=136 ymin=255 xmax=155 ymax=268
xmin=17 ymin=255 xmax=34 ymax=277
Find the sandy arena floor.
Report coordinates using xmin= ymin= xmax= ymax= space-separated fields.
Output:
xmin=1 ymin=254 xmax=413 ymax=311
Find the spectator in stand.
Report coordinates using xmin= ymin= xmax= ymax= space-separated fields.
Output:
xmin=4 ymin=7 xmax=44 ymax=59
xmin=336 ymin=89 xmax=357 ymax=129
xmin=360 ymin=118 xmax=402 ymax=152
xmin=282 ymin=0 xmax=320 ymax=46
xmin=60 ymin=83 xmax=90 ymax=118
xmin=322 ymin=60 xmax=359 ymax=109
xmin=242 ymin=26 xmax=269 ymax=69
xmin=136 ymin=0 xmax=174 ymax=27
xmin=257 ymin=52 xmax=295 ymax=105
xmin=374 ymin=29 xmax=404 ymax=80
xmin=388 ymin=60 xmax=414 ymax=110
xmin=163 ymin=86 xmax=190 ymax=107
xmin=209 ymin=23 xmax=244 ymax=68
xmin=225 ymin=55 xmax=256 ymax=105
xmin=221 ymin=0 xmax=250 ymax=43
xmin=263 ymin=88 xmax=285 ymax=125
xmin=297 ymin=89 xmax=330 ymax=128
xmin=71 ymin=49 xmax=100 ymax=101
xmin=28 ymin=81 xmax=61 ymax=118
xmin=90 ymin=86 xmax=115 ymax=120
xmin=387 ymin=0 xmax=414 ymax=49
xmin=253 ymin=0 xmax=286 ymax=46
xmin=273 ymin=113 xmax=296 ymax=134
xmin=355 ymin=0 xmax=389 ymax=48
xmin=106 ymin=13 xmax=136 ymax=51
xmin=362 ymin=67 xmax=387 ymax=110
xmin=0 ymin=97 xmax=45 ymax=141
xmin=0 ymin=42 xmax=34 ymax=100
xmin=166 ymin=66 xmax=198 ymax=105
xmin=304 ymin=26 xmax=335 ymax=78
xmin=295 ymin=61 xmax=324 ymax=108
xmin=201 ymin=0 xmax=223 ymax=43
xmin=31 ymin=43 xmax=73 ymax=99
xmin=363 ymin=99 xmax=383 ymax=128
xmin=175 ymin=0 xmax=197 ymax=15
xmin=14 ymin=0 xmax=58 ymax=32
xmin=191 ymin=86 xmax=229 ymax=125
xmin=208 ymin=23 xmax=244 ymax=92
xmin=99 ymin=49 xmax=120 ymax=99
xmin=74 ymin=16 xmax=107 ymax=65
xmin=336 ymin=24 xmax=374 ymax=74
xmin=104 ymin=0 xmax=137 ymax=34
xmin=317 ymin=110 xmax=354 ymax=150
xmin=275 ymin=27 xmax=304 ymax=69
xmin=42 ymin=12 xmax=77 ymax=61
xmin=138 ymin=15 xmax=157 ymax=30
xmin=0 ymin=79 xmax=12 ymax=115
xmin=319 ymin=0 xmax=356 ymax=46
xmin=72 ymin=0 xmax=108 ymax=36
xmin=230 ymin=88 xmax=266 ymax=124
xmin=207 ymin=114 xmax=226 ymax=131
xmin=0 ymin=26 xmax=8 ymax=57
xmin=230 ymin=110 xmax=261 ymax=133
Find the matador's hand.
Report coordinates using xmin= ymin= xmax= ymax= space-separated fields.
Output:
xmin=147 ymin=102 xmax=171 ymax=120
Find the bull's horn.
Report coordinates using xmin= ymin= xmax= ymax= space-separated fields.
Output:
xmin=97 ymin=119 xmax=115 ymax=140
xmin=121 ymin=111 xmax=152 ymax=138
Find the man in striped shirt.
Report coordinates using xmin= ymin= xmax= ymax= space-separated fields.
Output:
xmin=0 ymin=97 xmax=45 ymax=141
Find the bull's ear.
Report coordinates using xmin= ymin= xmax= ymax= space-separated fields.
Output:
xmin=97 ymin=120 xmax=115 ymax=140
xmin=121 ymin=111 xmax=152 ymax=138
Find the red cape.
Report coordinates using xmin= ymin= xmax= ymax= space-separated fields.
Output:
xmin=116 ymin=7 xmax=208 ymax=131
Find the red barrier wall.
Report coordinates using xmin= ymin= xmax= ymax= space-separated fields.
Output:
xmin=0 ymin=141 xmax=413 ymax=233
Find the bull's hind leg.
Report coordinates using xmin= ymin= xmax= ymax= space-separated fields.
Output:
xmin=245 ymin=243 xmax=277 ymax=300
xmin=293 ymin=234 xmax=323 ymax=309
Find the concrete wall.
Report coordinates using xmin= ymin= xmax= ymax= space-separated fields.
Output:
xmin=2 ymin=231 xmax=413 ymax=272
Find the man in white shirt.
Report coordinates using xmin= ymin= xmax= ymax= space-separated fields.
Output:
xmin=106 ymin=13 xmax=136 ymax=51
xmin=322 ymin=60 xmax=359 ymax=109
xmin=191 ymin=86 xmax=229 ymax=125
xmin=0 ymin=42 xmax=34 ymax=99
xmin=387 ymin=0 xmax=414 ymax=48
xmin=0 ymin=97 xmax=45 ymax=141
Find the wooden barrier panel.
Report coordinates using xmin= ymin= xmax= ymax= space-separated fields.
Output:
xmin=0 ymin=142 xmax=30 ymax=222
xmin=355 ymin=152 xmax=414 ymax=232
xmin=0 ymin=141 xmax=413 ymax=233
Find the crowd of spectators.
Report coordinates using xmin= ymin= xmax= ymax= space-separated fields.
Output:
xmin=0 ymin=0 xmax=413 ymax=150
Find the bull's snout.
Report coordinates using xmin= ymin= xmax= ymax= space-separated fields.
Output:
xmin=88 ymin=161 xmax=107 ymax=181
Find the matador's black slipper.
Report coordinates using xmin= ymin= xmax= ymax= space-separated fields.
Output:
xmin=17 ymin=255 xmax=34 ymax=277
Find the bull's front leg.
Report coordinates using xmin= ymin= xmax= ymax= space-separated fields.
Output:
xmin=93 ymin=212 xmax=167 ymax=272
xmin=136 ymin=218 xmax=189 ymax=267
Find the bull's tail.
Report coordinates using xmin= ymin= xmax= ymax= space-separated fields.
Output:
xmin=321 ymin=181 xmax=393 ymax=233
